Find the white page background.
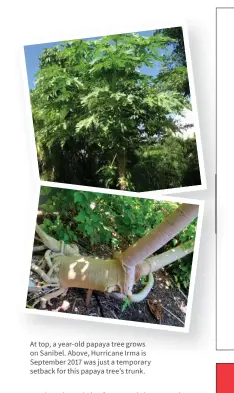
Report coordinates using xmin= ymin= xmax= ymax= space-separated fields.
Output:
xmin=217 ymin=7 xmax=234 ymax=350
xmin=0 ymin=1 xmax=229 ymax=392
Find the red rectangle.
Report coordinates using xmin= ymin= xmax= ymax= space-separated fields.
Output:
xmin=217 ymin=364 xmax=234 ymax=393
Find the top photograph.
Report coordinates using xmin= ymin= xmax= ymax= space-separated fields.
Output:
xmin=24 ymin=26 xmax=204 ymax=193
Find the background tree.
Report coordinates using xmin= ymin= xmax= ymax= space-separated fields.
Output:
xmin=154 ymin=26 xmax=190 ymax=97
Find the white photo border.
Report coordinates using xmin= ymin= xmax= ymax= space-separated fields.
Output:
xmin=21 ymin=21 xmax=207 ymax=196
xmin=24 ymin=184 xmax=204 ymax=334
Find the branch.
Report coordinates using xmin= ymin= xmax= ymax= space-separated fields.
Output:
xmin=35 ymin=224 xmax=79 ymax=255
xmin=122 ymin=203 xmax=198 ymax=269
xmin=33 ymin=245 xmax=47 ymax=253
xmin=136 ymin=241 xmax=194 ymax=278
xmin=31 ymin=263 xmax=59 ymax=284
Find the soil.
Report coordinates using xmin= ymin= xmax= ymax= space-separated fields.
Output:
xmin=27 ymin=240 xmax=188 ymax=328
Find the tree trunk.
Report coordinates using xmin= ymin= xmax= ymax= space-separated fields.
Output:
xmin=35 ymin=203 xmax=198 ymax=295
xmin=117 ymin=150 xmax=126 ymax=190
xmin=57 ymin=242 xmax=194 ymax=292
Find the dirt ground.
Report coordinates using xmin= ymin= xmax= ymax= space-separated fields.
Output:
xmin=27 ymin=240 xmax=188 ymax=328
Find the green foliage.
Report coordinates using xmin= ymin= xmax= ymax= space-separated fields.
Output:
xmin=140 ymin=275 xmax=147 ymax=286
xmin=29 ymin=30 xmax=199 ymax=191
xmin=166 ymin=219 xmax=197 ymax=292
xmin=154 ymin=26 xmax=190 ymax=97
xmin=39 ymin=187 xmax=197 ymax=291
xmin=121 ymin=297 xmax=133 ymax=312
xmin=39 ymin=186 xmax=178 ymax=248
xmin=131 ymin=135 xmax=200 ymax=191
xmin=169 ymin=254 xmax=192 ymax=291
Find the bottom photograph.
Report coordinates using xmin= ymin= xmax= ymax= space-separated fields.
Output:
xmin=26 ymin=186 xmax=202 ymax=330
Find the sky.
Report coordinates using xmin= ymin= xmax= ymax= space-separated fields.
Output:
xmin=24 ymin=30 xmax=162 ymax=90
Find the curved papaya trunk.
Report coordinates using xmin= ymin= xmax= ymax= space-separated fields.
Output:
xmin=35 ymin=203 xmax=198 ymax=295
xmin=56 ymin=242 xmax=194 ymax=292
xmin=59 ymin=256 xmax=124 ymax=292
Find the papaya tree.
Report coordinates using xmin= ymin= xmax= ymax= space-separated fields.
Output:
xmin=30 ymin=31 xmax=191 ymax=190
xmin=29 ymin=189 xmax=199 ymax=309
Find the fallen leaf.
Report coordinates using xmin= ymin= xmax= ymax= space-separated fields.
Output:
xmin=147 ymin=299 xmax=164 ymax=321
